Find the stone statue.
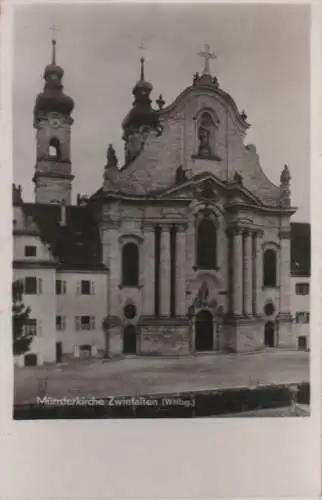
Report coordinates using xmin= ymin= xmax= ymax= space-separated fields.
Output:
xmin=280 ymin=164 xmax=291 ymax=186
xmin=106 ymin=144 xmax=118 ymax=168
xmin=193 ymin=282 xmax=210 ymax=309
xmin=175 ymin=165 xmax=187 ymax=184
xmin=234 ymin=170 xmax=243 ymax=185
xmin=198 ymin=126 xmax=211 ymax=156
xmin=193 ymin=72 xmax=200 ymax=85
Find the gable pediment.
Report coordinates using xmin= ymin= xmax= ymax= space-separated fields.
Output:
xmin=157 ymin=172 xmax=261 ymax=208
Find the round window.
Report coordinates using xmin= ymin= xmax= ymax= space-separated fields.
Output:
xmin=124 ymin=304 xmax=136 ymax=320
xmin=264 ymin=302 xmax=275 ymax=317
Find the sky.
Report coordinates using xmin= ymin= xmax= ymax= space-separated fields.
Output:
xmin=13 ymin=2 xmax=310 ymax=221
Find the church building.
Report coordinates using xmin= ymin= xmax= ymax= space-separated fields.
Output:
xmin=13 ymin=40 xmax=297 ymax=365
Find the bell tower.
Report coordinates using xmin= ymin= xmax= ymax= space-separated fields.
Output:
xmin=33 ymin=36 xmax=74 ymax=205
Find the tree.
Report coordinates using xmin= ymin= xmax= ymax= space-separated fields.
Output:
xmin=12 ymin=279 xmax=34 ymax=356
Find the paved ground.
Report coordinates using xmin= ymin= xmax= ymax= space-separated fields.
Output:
xmin=14 ymin=349 xmax=309 ymax=405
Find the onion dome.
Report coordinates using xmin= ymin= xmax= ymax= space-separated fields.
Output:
xmin=34 ymin=39 xmax=74 ymax=119
xmin=122 ymin=57 xmax=159 ymax=133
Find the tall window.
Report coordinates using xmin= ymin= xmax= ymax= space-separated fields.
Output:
xmin=122 ymin=242 xmax=139 ymax=286
xmin=295 ymin=312 xmax=310 ymax=324
xmin=296 ymin=283 xmax=309 ymax=295
xmin=75 ymin=315 xmax=95 ymax=331
xmin=24 ymin=277 xmax=42 ymax=295
xmin=56 ymin=279 xmax=67 ymax=295
xmin=56 ymin=315 xmax=66 ymax=331
xmin=263 ymin=249 xmax=277 ymax=287
xmin=81 ymin=280 xmax=91 ymax=295
xmin=24 ymin=318 xmax=37 ymax=336
xmin=49 ymin=138 xmax=61 ymax=159
xmin=24 ymin=245 xmax=37 ymax=257
xmin=197 ymin=218 xmax=217 ymax=268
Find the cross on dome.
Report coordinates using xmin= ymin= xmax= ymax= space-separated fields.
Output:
xmin=50 ymin=25 xmax=60 ymax=64
xmin=198 ymin=44 xmax=216 ymax=76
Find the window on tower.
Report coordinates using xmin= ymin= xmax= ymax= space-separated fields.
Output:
xmin=49 ymin=138 xmax=61 ymax=159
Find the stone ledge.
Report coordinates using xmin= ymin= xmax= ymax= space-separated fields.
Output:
xmin=138 ymin=315 xmax=191 ymax=327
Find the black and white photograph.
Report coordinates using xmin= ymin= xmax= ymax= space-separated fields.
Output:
xmin=11 ymin=2 xmax=311 ymax=419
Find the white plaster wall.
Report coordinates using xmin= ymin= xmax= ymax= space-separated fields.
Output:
xmin=56 ymin=271 xmax=108 ymax=354
xmin=290 ymin=276 xmax=310 ymax=347
xmin=13 ymin=234 xmax=53 ymax=261
xmin=13 ymin=267 xmax=56 ymax=363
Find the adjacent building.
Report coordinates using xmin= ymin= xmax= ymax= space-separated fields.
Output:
xmin=290 ymin=222 xmax=311 ymax=350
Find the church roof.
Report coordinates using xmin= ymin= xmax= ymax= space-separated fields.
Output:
xmin=290 ymin=222 xmax=310 ymax=277
xmin=15 ymin=202 xmax=104 ymax=270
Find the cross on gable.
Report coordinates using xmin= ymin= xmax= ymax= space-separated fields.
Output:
xmin=198 ymin=43 xmax=216 ymax=76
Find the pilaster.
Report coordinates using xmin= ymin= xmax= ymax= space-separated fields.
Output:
xmin=254 ymin=229 xmax=264 ymax=315
xmin=142 ymin=223 xmax=155 ymax=316
xmin=244 ymin=230 xmax=253 ymax=315
xmin=176 ymin=225 xmax=186 ymax=316
xmin=232 ymin=228 xmax=243 ymax=316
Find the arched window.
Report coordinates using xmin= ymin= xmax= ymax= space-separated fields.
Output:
xmin=263 ymin=249 xmax=277 ymax=287
xmin=49 ymin=138 xmax=61 ymax=159
xmin=197 ymin=218 xmax=217 ymax=268
xmin=122 ymin=242 xmax=139 ymax=286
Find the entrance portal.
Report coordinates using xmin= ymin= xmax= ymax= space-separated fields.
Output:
xmin=123 ymin=325 xmax=137 ymax=354
xmin=264 ymin=321 xmax=275 ymax=347
xmin=195 ymin=310 xmax=214 ymax=351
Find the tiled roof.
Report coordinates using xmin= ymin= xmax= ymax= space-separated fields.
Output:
xmin=291 ymin=222 xmax=310 ymax=276
xmin=19 ymin=203 xmax=104 ymax=269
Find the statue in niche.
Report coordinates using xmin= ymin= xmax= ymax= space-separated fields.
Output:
xmin=193 ymin=282 xmax=210 ymax=309
xmin=198 ymin=126 xmax=211 ymax=157
xmin=234 ymin=170 xmax=243 ymax=186
xmin=175 ymin=165 xmax=187 ymax=184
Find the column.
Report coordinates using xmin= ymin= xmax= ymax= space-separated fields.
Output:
xmin=279 ymin=228 xmax=291 ymax=314
xmin=254 ymin=230 xmax=263 ymax=315
xmin=176 ymin=225 xmax=186 ymax=316
xmin=244 ymin=231 xmax=253 ymax=315
xmin=232 ymin=229 xmax=243 ymax=316
xmin=160 ymin=224 xmax=171 ymax=316
xmin=107 ymin=226 xmax=120 ymax=316
xmin=142 ymin=224 xmax=155 ymax=316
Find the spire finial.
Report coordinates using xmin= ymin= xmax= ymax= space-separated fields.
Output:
xmin=198 ymin=43 xmax=216 ymax=76
xmin=140 ymin=56 xmax=145 ymax=81
xmin=50 ymin=25 xmax=60 ymax=64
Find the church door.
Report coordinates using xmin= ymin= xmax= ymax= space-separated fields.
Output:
xmin=264 ymin=321 xmax=275 ymax=347
xmin=195 ymin=310 xmax=214 ymax=351
xmin=123 ymin=325 xmax=137 ymax=354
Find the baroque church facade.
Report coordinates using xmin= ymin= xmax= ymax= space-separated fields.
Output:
xmin=13 ymin=40 xmax=297 ymax=365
